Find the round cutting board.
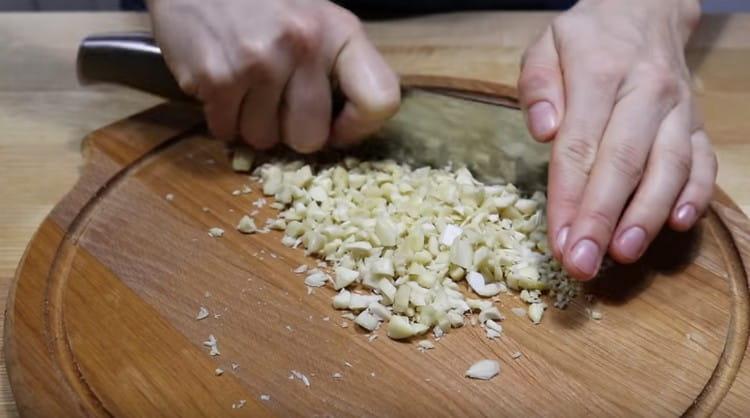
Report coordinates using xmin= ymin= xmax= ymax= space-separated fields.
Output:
xmin=5 ymin=79 xmax=750 ymax=417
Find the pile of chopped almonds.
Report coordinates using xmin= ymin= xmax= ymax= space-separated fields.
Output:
xmin=237 ymin=152 xmax=579 ymax=341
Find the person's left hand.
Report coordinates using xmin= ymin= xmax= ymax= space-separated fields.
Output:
xmin=517 ymin=0 xmax=717 ymax=280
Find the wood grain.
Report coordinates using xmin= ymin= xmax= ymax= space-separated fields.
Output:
xmin=5 ymin=78 xmax=750 ymax=416
xmin=3 ymin=11 xmax=750 ymax=417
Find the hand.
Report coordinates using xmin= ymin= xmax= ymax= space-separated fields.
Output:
xmin=146 ymin=0 xmax=400 ymax=152
xmin=517 ymin=0 xmax=716 ymax=280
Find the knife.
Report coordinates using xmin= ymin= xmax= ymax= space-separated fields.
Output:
xmin=77 ymin=32 xmax=549 ymax=190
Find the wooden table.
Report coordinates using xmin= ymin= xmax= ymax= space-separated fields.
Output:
xmin=1 ymin=11 xmax=748 ymax=417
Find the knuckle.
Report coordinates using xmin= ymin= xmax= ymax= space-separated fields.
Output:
xmin=281 ymin=15 xmax=323 ymax=58
xmin=586 ymin=57 xmax=625 ymax=87
xmin=639 ymin=64 xmax=681 ymax=103
xmin=610 ymin=142 xmax=644 ymax=181
xmin=238 ymin=40 xmax=275 ymax=82
xmin=557 ymin=136 xmax=598 ymax=175
xmin=518 ymin=67 xmax=555 ymax=95
xmin=662 ymin=147 xmax=692 ymax=180
xmin=188 ymin=65 xmax=231 ymax=101
xmin=176 ymin=74 xmax=198 ymax=97
xmin=336 ymin=9 xmax=364 ymax=33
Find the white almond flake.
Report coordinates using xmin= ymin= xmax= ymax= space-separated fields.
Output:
xmin=232 ymin=363 xmax=239 ymax=371
xmin=232 ymin=400 xmax=246 ymax=409
xmin=304 ymin=271 xmax=328 ymax=288
xmin=165 ymin=193 xmax=174 ymax=201
xmin=344 ymin=362 xmax=353 ymax=368
xmin=208 ymin=227 xmax=224 ymax=238
xmin=202 ymin=335 xmax=220 ymax=356
xmin=588 ymin=308 xmax=603 ymax=320
xmin=485 ymin=319 xmax=503 ymax=334
xmin=528 ymin=302 xmax=546 ymax=324
xmin=332 ymin=372 xmax=343 ymax=379
xmin=511 ymin=351 xmax=523 ymax=359
xmin=260 ymin=394 xmax=271 ymax=401
xmin=291 ymin=370 xmax=311 ymax=387
xmin=236 ymin=215 xmax=258 ymax=234
xmin=418 ymin=340 xmax=435 ymax=351
xmin=202 ymin=207 xmax=210 ymax=212
xmin=215 ymin=368 xmax=224 ymax=376
xmin=232 ymin=189 xmax=241 ymax=196
xmin=196 ymin=307 xmax=209 ymax=320
xmin=465 ymin=359 xmax=500 ymax=380
xmin=242 ymin=185 xmax=252 ymax=194
xmin=486 ymin=329 xmax=502 ymax=339
xmin=322 ymin=316 xmax=330 ymax=321
xmin=293 ymin=264 xmax=309 ymax=274
xmin=231 ymin=146 xmax=255 ymax=172
xmin=285 ymin=325 xmax=293 ymax=332
xmin=252 ymin=198 xmax=267 ymax=208
xmin=368 ymin=334 xmax=378 ymax=342
xmin=440 ymin=224 xmax=463 ymax=246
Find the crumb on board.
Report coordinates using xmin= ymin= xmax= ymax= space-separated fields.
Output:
xmin=260 ymin=394 xmax=271 ymax=401
xmin=236 ymin=215 xmax=258 ymax=234
xmin=511 ymin=352 xmax=523 ymax=360
xmin=290 ymin=370 xmax=311 ymax=387
xmin=215 ymin=368 xmax=224 ymax=376
xmin=208 ymin=227 xmax=225 ymax=238
xmin=196 ymin=306 xmax=209 ymax=320
xmin=202 ymin=334 xmax=220 ymax=356
xmin=232 ymin=400 xmax=246 ymax=409
xmin=165 ymin=193 xmax=174 ymax=201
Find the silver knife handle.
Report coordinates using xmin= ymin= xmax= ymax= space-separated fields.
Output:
xmin=77 ymin=32 xmax=194 ymax=102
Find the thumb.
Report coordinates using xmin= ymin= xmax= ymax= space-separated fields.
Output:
xmin=518 ymin=28 xmax=565 ymax=142
xmin=330 ymin=34 xmax=401 ymax=146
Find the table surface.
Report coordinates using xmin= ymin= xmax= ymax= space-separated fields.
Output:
xmin=1 ymin=11 xmax=749 ymax=417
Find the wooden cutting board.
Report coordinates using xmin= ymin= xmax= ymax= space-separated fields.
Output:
xmin=5 ymin=78 xmax=750 ymax=417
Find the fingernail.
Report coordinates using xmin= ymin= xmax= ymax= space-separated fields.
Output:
xmin=556 ymin=226 xmax=570 ymax=254
xmin=616 ymin=226 xmax=647 ymax=261
xmin=569 ymin=239 xmax=601 ymax=278
xmin=675 ymin=204 xmax=697 ymax=227
xmin=528 ymin=101 xmax=557 ymax=139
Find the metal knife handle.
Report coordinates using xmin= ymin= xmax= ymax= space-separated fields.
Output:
xmin=77 ymin=32 xmax=347 ymax=113
xmin=77 ymin=32 xmax=194 ymax=102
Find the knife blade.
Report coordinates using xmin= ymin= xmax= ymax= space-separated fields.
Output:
xmin=77 ymin=32 xmax=549 ymax=189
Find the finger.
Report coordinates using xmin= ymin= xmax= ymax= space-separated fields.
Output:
xmin=609 ymin=103 xmax=692 ymax=263
xmin=545 ymin=54 xmax=620 ymax=260
xmin=518 ymin=28 xmax=565 ymax=142
xmin=171 ymin=51 xmax=245 ymax=141
xmin=669 ymin=129 xmax=717 ymax=231
xmin=204 ymin=86 xmax=245 ymax=141
xmin=330 ymin=34 xmax=400 ymax=146
xmin=562 ymin=83 xmax=679 ymax=280
xmin=281 ymin=59 xmax=331 ymax=153
xmin=237 ymin=81 xmax=286 ymax=150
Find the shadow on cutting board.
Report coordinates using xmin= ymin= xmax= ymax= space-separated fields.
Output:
xmin=585 ymin=225 xmax=703 ymax=305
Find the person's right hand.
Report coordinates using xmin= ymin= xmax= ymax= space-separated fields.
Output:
xmin=146 ymin=0 xmax=400 ymax=153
